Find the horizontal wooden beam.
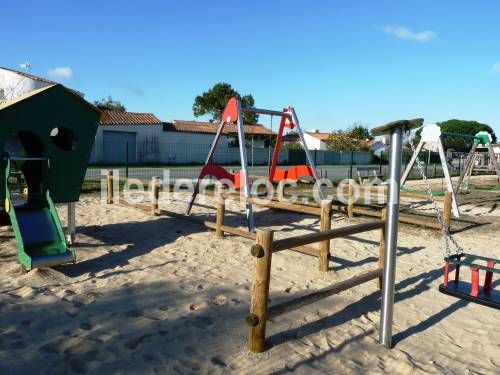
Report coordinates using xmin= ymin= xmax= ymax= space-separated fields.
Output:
xmin=266 ymin=268 xmax=383 ymax=320
xmin=119 ymin=201 xmax=319 ymax=257
xmin=273 ymin=221 xmax=385 ymax=252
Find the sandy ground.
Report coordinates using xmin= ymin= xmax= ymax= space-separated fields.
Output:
xmin=0 ymin=183 xmax=499 ymax=374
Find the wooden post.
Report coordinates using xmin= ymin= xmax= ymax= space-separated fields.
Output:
xmin=151 ymin=177 xmax=160 ymax=216
xmin=107 ymin=170 xmax=113 ymax=204
xmin=443 ymin=191 xmax=452 ymax=232
xmin=247 ymin=230 xmax=273 ymax=353
xmin=319 ymin=200 xmax=332 ymax=272
xmin=378 ymin=208 xmax=387 ymax=290
xmin=215 ymin=198 xmax=226 ymax=238
xmin=347 ymin=181 xmax=354 ymax=219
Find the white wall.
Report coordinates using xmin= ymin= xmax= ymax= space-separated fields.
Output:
xmin=91 ymin=126 xmax=276 ymax=164
xmin=303 ymin=133 xmax=326 ymax=150
xmin=0 ymin=69 xmax=51 ymax=103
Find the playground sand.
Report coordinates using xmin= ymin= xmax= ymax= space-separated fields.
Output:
xmin=0 ymin=190 xmax=499 ymax=374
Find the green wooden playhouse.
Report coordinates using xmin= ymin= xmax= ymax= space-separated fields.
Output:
xmin=0 ymin=84 xmax=102 ymax=270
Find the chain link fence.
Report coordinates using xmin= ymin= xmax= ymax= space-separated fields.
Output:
xmin=84 ymin=142 xmax=477 ymax=185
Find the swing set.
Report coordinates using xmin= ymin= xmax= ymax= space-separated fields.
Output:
xmin=407 ymin=130 xmax=500 ymax=310
xmin=186 ymin=97 xmax=326 ymax=231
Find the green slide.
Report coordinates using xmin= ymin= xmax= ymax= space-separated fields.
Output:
xmin=4 ymin=159 xmax=75 ymax=271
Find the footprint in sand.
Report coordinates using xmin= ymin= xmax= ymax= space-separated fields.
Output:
xmin=124 ymin=333 xmax=154 ymax=350
xmin=210 ymin=356 xmax=228 ymax=368
xmin=190 ymin=316 xmax=214 ymax=329
xmin=210 ymin=294 xmax=227 ymax=306
xmin=39 ymin=337 xmax=68 ymax=353
xmin=68 ymin=292 xmax=101 ymax=307
xmin=125 ymin=308 xmax=144 ymax=318
xmin=189 ymin=301 xmax=209 ymax=311
xmin=65 ymin=306 xmax=80 ymax=318
xmin=80 ymin=322 xmax=93 ymax=331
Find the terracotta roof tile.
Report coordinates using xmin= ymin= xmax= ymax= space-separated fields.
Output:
xmin=306 ymin=132 xmax=331 ymax=141
xmin=166 ymin=120 xmax=275 ymax=136
xmin=100 ymin=110 xmax=162 ymax=125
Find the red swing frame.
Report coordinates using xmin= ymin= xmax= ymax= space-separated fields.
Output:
xmin=268 ymin=111 xmax=315 ymax=184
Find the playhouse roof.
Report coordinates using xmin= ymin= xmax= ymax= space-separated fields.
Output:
xmin=0 ymin=84 xmax=104 ymax=120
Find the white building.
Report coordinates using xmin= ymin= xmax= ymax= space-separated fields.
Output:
xmin=92 ymin=111 xmax=164 ymax=164
xmin=92 ymin=116 xmax=276 ymax=164
xmin=303 ymin=130 xmax=331 ymax=150
xmin=0 ymin=66 xmax=58 ymax=103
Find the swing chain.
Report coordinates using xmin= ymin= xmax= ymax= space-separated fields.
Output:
xmin=406 ymin=131 xmax=463 ymax=257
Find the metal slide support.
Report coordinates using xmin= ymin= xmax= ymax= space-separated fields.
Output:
xmin=241 ymin=106 xmax=289 ymax=117
xmin=186 ymin=119 xmax=227 ymax=215
xmin=66 ymin=202 xmax=76 ymax=245
xmin=437 ymin=138 xmax=460 ymax=217
xmin=400 ymin=139 xmax=424 ymax=185
xmin=454 ymin=140 xmax=478 ymax=194
xmin=379 ymin=126 xmax=403 ymax=348
xmin=236 ymin=100 xmax=256 ymax=232
xmin=288 ymin=107 xmax=326 ymax=200
xmin=487 ymin=144 xmax=500 ymax=180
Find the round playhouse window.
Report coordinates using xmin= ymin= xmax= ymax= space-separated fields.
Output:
xmin=50 ymin=127 xmax=78 ymax=151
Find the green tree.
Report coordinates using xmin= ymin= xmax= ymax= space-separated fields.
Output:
xmin=348 ymin=122 xmax=372 ymax=140
xmin=326 ymin=123 xmax=372 ymax=151
xmin=327 ymin=130 xmax=363 ymax=151
xmin=193 ymin=82 xmax=258 ymax=124
xmin=416 ymin=119 xmax=497 ymax=152
xmin=94 ymin=96 xmax=126 ymax=112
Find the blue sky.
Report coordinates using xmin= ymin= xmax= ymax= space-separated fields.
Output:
xmin=3 ymin=1 xmax=500 ymax=135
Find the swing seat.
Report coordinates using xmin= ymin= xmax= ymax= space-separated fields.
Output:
xmin=198 ymin=164 xmax=245 ymax=189
xmin=439 ymin=253 xmax=500 ymax=310
xmin=272 ymin=165 xmax=314 ymax=182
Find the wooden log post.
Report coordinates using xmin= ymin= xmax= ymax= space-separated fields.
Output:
xmin=247 ymin=230 xmax=274 ymax=353
xmin=347 ymin=181 xmax=354 ymax=219
xmin=151 ymin=177 xmax=160 ymax=216
xmin=443 ymin=191 xmax=452 ymax=232
xmin=378 ymin=208 xmax=387 ymax=289
xmin=215 ymin=198 xmax=226 ymax=239
xmin=107 ymin=170 xmax=113 ymax=204
xmin=319 ymin=200 xmax=332 ymax=272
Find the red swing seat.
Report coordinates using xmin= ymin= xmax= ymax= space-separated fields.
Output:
xmin=439 ymin=253 xmax=500 ymax=310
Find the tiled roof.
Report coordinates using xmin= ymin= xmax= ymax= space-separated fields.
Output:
xmin=166 ymin=120 xmax=275 ymax=136
xmin=100 ymin=110 xmax=162 ymax=125
xmin=306 ymin=132 xmax=331 ymax=141
xmin=0 ymin=66 xmax=58 ymax=85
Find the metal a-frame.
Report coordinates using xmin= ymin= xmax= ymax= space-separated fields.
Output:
xmin=186 ymin=97 xmax=325 ymax=232
xmin=400 ymin=124 xmax=460 ymax=217
xmin=455 ymin=132 xmax=500 ymax=193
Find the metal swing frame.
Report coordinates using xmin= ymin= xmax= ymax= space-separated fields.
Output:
xmin=454 ymin=134 xmax=500 ymax=194
xmin=400 ymin=130 xmax=460 ymax=217
xmin=186 ymin=97 xmax=325 ymax=232
xmin=406 ymin=131 xmax=500 ymax=310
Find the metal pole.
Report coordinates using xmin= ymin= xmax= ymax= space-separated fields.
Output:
xmin=236 ymin=100 xmax=255 ymax=232
xmin=380 ymin=126 xmax=403 ymax=348
xmin=241 ymin=106 xmax=289 ymax=117
xmin=125 ymin=141 xmax=129 ymax=179
xmin=349 ymin=150 xmax=354 ymax=179
xmin=379 ymin=151 xmax=383 ymax=175
xmin=66 ymin=202 xmax=76 ymax=245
